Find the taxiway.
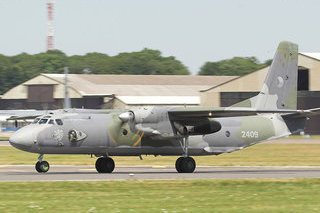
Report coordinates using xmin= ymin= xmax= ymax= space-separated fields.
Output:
xmin=0 ymin=165 xmax=320 ymax=181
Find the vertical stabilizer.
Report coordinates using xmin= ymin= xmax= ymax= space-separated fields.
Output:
xmin=232 ymin=41 xmax=298 ymax=109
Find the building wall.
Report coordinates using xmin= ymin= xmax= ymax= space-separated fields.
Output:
xmin=0 ymin=97 xmax=104 ymax=110
xmin=2 ymin=75 xmax=82 ymax=100
xmin=220 ymin=92 xmax=259 ymax=107
xmin=200 ymin=67 xmax=268 ymax=107
xmin=112 ymin=99 xmax=128 ymax=109
xmin=298 ymin=55 xmax=320 ymax=91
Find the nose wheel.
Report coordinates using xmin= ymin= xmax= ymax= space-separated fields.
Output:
xmin=35 ymin=161 xmax=50 ymax=173
xmin=35 ymin=154 xmax=50 ymax=173
xmin=95 ymin=157 xmax=115 ymax=173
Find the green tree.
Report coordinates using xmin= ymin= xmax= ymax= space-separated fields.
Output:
xmin=0 ymin=49 xmax=189 ymax=94
xmin=198 ymin=57 xmax=271 ymax=76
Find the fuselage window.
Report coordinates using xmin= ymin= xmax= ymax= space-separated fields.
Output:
xmin=48 ymin=119 xmax=54 ymax=125
xmin=39 ymin=119 xmax=48 ymax=124
xmin=32 ymin=118 xmax=40 ymax=124
xmin=55 ymin=119 xmax=63 ymax=125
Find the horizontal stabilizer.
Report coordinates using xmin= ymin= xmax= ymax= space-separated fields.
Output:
xmin=282 ymin=108 xmax=320 ymax=119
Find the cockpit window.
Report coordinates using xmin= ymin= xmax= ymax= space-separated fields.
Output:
xmin=32 ymin=118 xmax=40 ymax=124
xmin=39 ymin=119 xmax=48 ymax=124
xmin=48 ymin=119 xmax=54 ymax=125
xmin=55 ymin=119 xmax=63 ymax=125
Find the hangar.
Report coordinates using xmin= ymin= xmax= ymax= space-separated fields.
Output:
xmin=0 ymin=74 xmax=237 ymax=110
xmin=200 ymin=52 xmax=320 ymax=134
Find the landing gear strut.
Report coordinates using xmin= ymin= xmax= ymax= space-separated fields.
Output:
xmin=35 ymin=154 xmax=50 ymax=173
xmin=95 ymin=157 xmax=115 ymax=173
xmin=175 ymin=127 xmax=196 ymax=173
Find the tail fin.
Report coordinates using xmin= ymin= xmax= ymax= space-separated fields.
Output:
xmin=232 ymin=41 xmax=298 ymax=110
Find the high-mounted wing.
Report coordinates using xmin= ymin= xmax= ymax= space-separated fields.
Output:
xmin=168 ymin=107 xmax=300 ymax=119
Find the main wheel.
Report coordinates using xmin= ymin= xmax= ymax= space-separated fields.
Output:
xmin=95 ymin=157 xmax=115 ymax=173
xmin=35 ymin=161 xmax=50 ymax=173
xmin=175 ymin=157 xmax=184 ymax=173
xmin=179 ymin=157 xmax=196 ymax=173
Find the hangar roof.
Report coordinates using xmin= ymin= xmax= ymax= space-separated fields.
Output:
xmin=2 ymin=74 xmax=238 ymax=100
xmin=300 ymin=52 xmax=320 ymax=61
xmin=42 ymin=74 xmax=238 ymax=97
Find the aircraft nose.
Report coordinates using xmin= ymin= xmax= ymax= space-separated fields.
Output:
xmin=9 ymin=128 xmax=36 ymax=151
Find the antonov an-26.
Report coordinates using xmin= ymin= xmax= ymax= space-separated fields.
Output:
xmin=9 ymin=41 xmax=320 ymax=173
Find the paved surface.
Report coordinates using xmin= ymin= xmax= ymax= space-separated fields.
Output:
xmin=1 ymin=165 xmax=320 ymax=181
xmin=0 ymin=141 xmax=10 ymax=146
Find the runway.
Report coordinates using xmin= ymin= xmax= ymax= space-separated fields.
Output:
xmin=1 ymin=165 xmax=320 ymax=181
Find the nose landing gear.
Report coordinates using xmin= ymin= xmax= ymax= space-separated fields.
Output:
xmin=35 ymin=154 xmax=50 ymax=173
xmin=95 ymin=157 xmax=115 ymax=173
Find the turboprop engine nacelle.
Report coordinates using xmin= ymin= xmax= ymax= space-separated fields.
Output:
xmin=118 ymin=108 xmax=161 ymax=135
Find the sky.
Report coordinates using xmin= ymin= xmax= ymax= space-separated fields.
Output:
xmin=0 ymin=0 xmax=319 ymax=74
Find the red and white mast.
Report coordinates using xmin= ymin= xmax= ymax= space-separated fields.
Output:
xmin=47 ymin=0 xmax=55 ymax=51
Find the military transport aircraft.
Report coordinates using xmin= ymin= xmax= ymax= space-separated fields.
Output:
xmin=9 ymin=41 xmax=320 ymax=173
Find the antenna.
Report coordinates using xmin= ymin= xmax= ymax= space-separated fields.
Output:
xmin=64 ymin=67 xmax=71 ymax=109
xmin=47 ymin=0 xmax=55 ymax=51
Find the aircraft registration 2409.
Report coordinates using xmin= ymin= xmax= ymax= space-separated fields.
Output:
xmin=9 ymin=41 xmax=320 ymax=173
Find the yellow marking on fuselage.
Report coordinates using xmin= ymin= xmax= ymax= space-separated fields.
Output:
xmin=132 ymin=132 xmax=144 ymax=147
xmin=131 ymin=130 xmax=140 ymax=140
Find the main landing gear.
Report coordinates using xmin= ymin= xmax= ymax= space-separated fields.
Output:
xmin=175 ymin=156 xmax=196 ymax=173
xmin=95 ymin=157 xmax=115 ymax=173
xmin=35 ymin=154 xmax=50 ymax=173
xmin=175 ymin=127 xmax=196 ymax=173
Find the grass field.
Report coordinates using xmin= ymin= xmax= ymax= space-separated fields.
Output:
xmin=1 ymin=142 xmax=320 ymax=166
xmin=0 ymin=179 xmax=319 ymax=212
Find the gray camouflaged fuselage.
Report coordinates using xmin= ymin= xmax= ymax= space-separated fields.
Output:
xmin=10 ymin=105 xmax=305 ymax=156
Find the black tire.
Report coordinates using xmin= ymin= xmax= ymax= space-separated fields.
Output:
xmin=175 ymin=157 xmax=184 ymax=173
xmin=95 ymin=158 xmax=103 ymax=173
xmin=35 ymin=161 xmax=50 ymax=173
xmin=95 ymin=157 xmax=115 ymax=173
xmin=104 ymin=157 xmax=115 ymax=173
xmin=180 ymin=157 xmax=196 ymax=173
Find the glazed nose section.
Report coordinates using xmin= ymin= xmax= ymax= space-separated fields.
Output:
xmin=9 ymin=128 xmax=36 ymax=151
